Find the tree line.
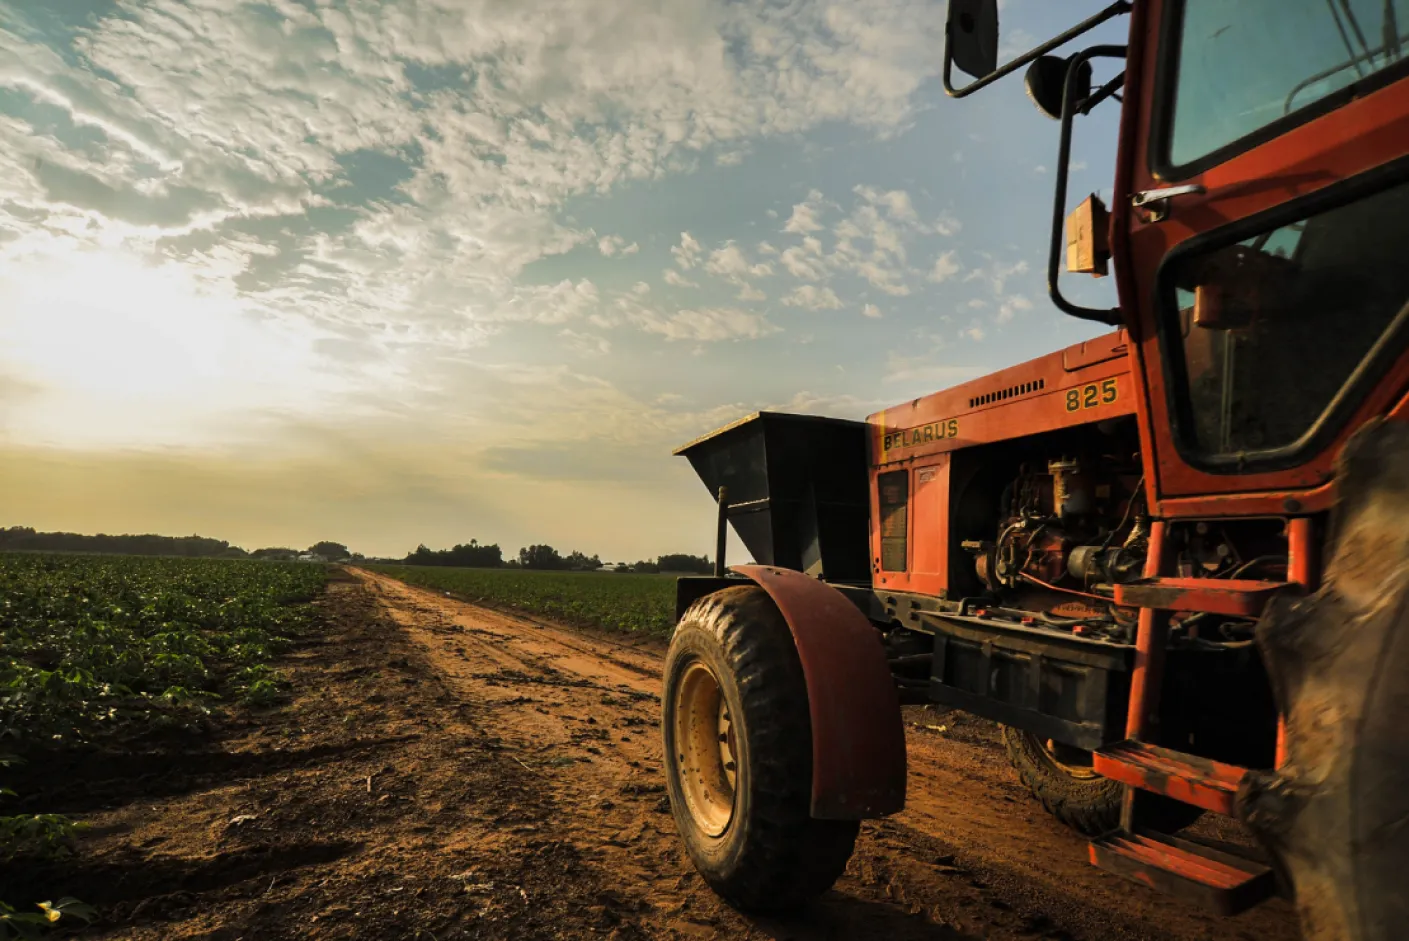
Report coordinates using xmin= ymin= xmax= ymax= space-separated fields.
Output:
xmin=0 ymin=526 xmax=715 ymax=574
xmin=399 ymin=541 xmax=713 ymax=574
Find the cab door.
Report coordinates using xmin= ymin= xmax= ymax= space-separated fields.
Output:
xmin=1113 ymin=0 xmax=1409 ymax=517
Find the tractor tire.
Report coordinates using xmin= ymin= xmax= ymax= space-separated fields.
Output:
xmin=1001 ymin=726 xmax=1203 ymax=835
xmin=662 ymin=586 xmax=859 ymax=913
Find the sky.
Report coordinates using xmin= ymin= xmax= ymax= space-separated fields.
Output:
xmin=0 ymin=0 xmax=1127 ymax=562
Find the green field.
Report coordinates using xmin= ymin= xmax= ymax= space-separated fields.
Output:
xmin=1 ymin=554 xmax=327 ymax=745
xmin=1 ymin=553 xmax=328 ymax=930
xmin=367 ymin=565 xmax=678 ymax=637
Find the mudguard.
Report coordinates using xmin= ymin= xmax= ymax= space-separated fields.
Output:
xmin=1238 ymin=420 xmax=1409 ymax=941
xmin=729 ymin=564 xmax=907 ymax=819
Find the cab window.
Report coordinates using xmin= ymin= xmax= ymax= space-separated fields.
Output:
xmin=1162 ymin=175 xmax=1409 ymax=467
xmin=1163 ymin=0 xmax=1409 ymax=172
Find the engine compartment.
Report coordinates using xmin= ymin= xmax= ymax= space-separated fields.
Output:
xmin=945 ymin=419 xmax=1291 ymax=649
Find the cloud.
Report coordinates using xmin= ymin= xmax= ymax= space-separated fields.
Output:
xmin=671 ymin=232 xmax=704 ymax=269
xmin=597 ymin=235 xmax=639 ymax=256
xmin=559 ymin=328 xmax=612 ymax=356
xmin=862 ymin=303 xmax=882 ymax=319
xmin=964 ymin=257 xmax=1030 ymax=295
xmin=781 ymin=284 xmax=843 ymax=310
xmin=783 ymin=189 xmax=828 ymax=235
xmin=933 ymin=211 xmax=962 ymax=237
xmin=736 ymin=284 xmax=767 ymax=302
xmin=704 ymin=242 xmax=772 ymax=284
xmin=779 ymin=240 xmax=829 ymax=281
xmin=634 ymin=307 xmax=780 ymax=342
xmin=663 ymin=268 xmax=699 ymax=289
xmin=715 ymin=150 xmax=746 ymax=166
xmin=996 ymin=294 xmax=1033 ymax=323
xmin=928 ymin=250 xmax=961 ymax=283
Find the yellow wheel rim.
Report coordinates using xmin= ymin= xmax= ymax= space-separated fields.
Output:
xmin=1042 ymin=737 xmax=1099 ymax=779
xmin=674 ymin=660 xmax=738 ymax=836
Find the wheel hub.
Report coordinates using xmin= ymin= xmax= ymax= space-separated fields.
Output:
xmin=674 ymin=660 xmax=737 ymax=836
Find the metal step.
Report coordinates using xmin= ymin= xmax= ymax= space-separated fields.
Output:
xmin=1093 ymin=740 xmax=1249 ymax=816
xmin=1090 ymin=829 xmax=1276 ymax=915
xmin=1112 ymin=577 xmax=1288 ymax=616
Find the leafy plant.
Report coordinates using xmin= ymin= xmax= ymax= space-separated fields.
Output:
xmin=0 ymin=898 xmax=95 ymax=939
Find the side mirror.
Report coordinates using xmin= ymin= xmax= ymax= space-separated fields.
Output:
xmin=1025 ymin=54 xmax=1093 ymax=120
xmin=947 ymin=0 xmax=999 ymax=79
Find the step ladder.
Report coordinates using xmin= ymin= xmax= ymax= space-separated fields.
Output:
xmin=1090 ymin=828 xmax=1276 ymax=915
xmin=1088 ymin=738 xmax=1277 ymax=913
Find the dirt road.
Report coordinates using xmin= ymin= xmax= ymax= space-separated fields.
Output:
xmin=15 ymin=571 xmax=1303 ymax=940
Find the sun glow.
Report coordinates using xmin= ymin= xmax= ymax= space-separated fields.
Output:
xmin=0 ymin=246 xmax=347 ymax=450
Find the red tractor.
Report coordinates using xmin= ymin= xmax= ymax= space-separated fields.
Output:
xmin=661 ymin=2 xmax=1409 ymax=938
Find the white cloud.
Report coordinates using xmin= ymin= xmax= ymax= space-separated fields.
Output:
xmin=933 ymin=211 xmax=962 ymax=237
xmin=671 ymin=232 xmax=704 ymax=270
xmin=559 ymin=329 xmax=612 ymax=356
xmin=781 ymin=284 xmax=843 ymax=310
xmin=783 ymin=189 xmax=828 ymax=235
xmin=663 ymin=268 xmax=700 ymax=289
xmin=597 ymin=235 xmax=640 ymax=257
xmin=928 ymin=250 xmax=961 ymax=283
xmin=779 ymin=243 xmax=829 ymax=281
xmin=862 ymin=303 xmax=882 ymax=319
xmin=965 ymin=257 xmax=1031 ymax=295
xmin=631 ymin=281 xmax=651 ymax=296
xmin=636 ymin=307 xmax=780 ymax=342
xmin=736 ymin=284 xmax=767 ymax=302
xmin=996 ymin=294 xmax=1034 ymax=323
xmin=962 ymin=323 xmax=986 ymax=342
xmin=704 ymin=242 xmax=772 ymax=284
xmin=715 ymin=150 xmax=745 ymax=166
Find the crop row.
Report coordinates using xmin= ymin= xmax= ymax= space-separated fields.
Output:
xmin=1 ymin=554 xmax=327 ymax=746
xmin=366 ymin=565 xmax=677 ymax=637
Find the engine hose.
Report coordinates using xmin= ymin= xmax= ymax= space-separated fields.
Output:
xmin=1018 ymin=571 xmax=1112 ymax=603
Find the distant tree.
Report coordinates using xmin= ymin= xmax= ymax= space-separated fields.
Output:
xmin=519 ymin=544 xmax=564 ymax=570
xmin=308 ymin=541 xmax=351 ymax=562
xmin=657 ymin=553 xmax=713 ymax=574
xmin=613 ymin=562 xmax=632 ymax=573
xmin=402 ymin=540 xmax=504 ymax=568
xmin=563 ymin=550 xmax=602 ymax=571
xmin=252 ymin=547 xmax=299 ymax=561
xmin=629 ymin=559 xmax=661 ymax=574
xmin=0 ymin=526 xmax=247 ymax=559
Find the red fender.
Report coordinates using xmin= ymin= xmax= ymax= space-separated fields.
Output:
xmin=731 ymin=565 xmax=907 ymax=819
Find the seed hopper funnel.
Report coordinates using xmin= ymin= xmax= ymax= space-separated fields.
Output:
xmin=673 ymin=411 xmax=871 ymax=582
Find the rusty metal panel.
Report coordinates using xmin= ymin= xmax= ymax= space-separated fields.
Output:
xmin=1114 ymin=577 xmax=1288 ymax=617
xmin=909 ymin=459 xmax=951 ymax=589
xmin=731 ymin=564 xmax=906 ymax=819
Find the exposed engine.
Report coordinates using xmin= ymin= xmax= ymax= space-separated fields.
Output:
xmin=965 ymin=452 xmax=1147 ymax=599
xmin=960 ymin=448 xmax=1288 ymax=646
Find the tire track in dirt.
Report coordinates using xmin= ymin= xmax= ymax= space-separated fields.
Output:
xmin=356 ymin=569 xmax=1303 ymax=941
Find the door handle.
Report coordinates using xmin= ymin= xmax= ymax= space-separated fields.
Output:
xmin=1131 ymin=184 xmax=1206 ymax=222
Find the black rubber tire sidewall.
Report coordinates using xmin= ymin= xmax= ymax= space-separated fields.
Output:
xmin=661 ymin=586 xmax=859 ymax=912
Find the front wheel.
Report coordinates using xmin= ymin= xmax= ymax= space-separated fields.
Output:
xmin=662 ymin=586 xmax=859 ymax=913
xmin=1002 ymin=727 xmax=1204 ymax=835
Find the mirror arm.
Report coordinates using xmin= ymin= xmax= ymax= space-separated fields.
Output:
xmin=1047 ymin=45 xmax=1128 ymax=327
xmin=943 ymin=0 xmax=1131 ymax=99
xmin=1082 ymin=70 xmax=1126 ymax=116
